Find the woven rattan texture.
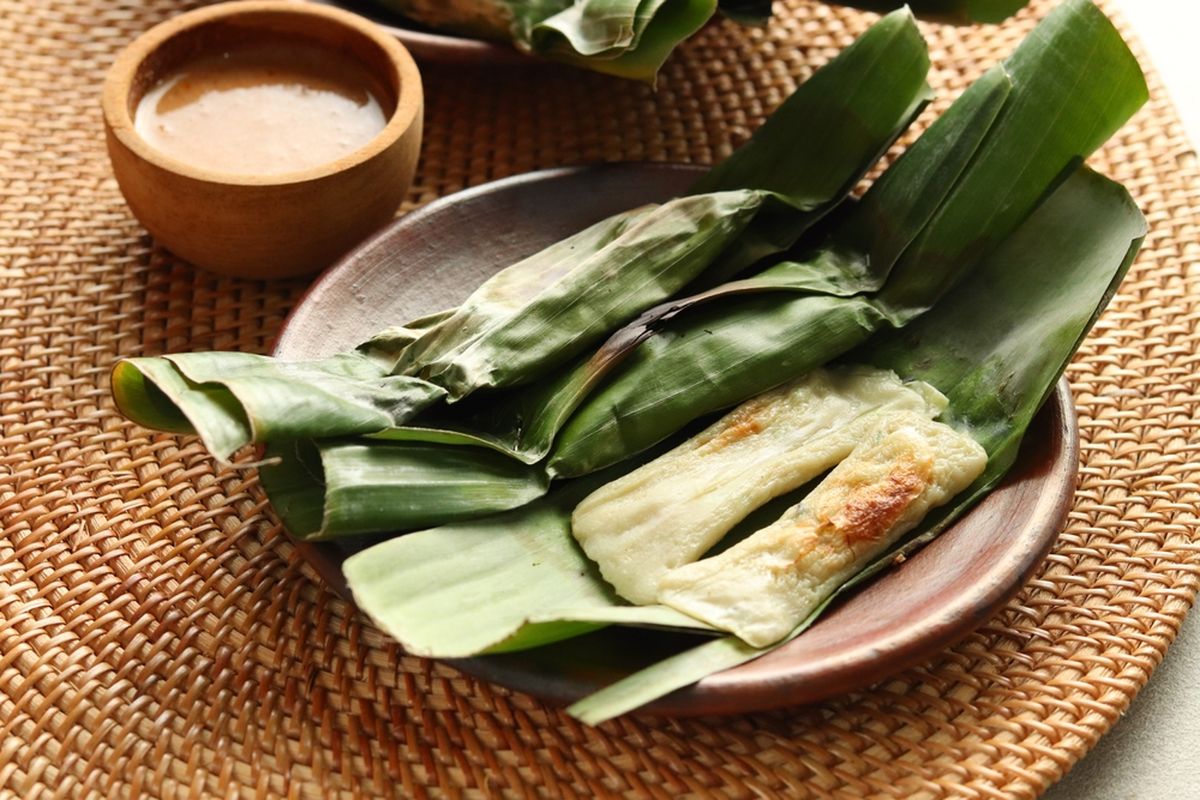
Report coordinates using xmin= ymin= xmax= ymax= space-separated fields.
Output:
xmin=2 ymin=1 xmax=1198 ymax=798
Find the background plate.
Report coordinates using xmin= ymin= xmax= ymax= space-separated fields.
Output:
xmin=321 ymin=0 xmax=530 ymax=64
xmin=273 ymin=162 xmax=1079 ymax=715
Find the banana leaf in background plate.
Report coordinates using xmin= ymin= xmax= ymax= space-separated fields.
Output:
xmin=367 ymin=0 xmax=1029 ymax=79
xmin=113 ymin=10 xmax=932 ymax=534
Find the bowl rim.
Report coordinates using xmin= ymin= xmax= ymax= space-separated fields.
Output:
xmin=101 ymin=0 xmax=423 ymax=188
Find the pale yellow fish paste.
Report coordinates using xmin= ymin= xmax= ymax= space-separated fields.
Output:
xmin=134 ymin=42 xmax=390 ymax=176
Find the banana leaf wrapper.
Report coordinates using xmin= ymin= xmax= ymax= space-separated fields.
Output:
xmin=344 ymin=462 xmax=715 ymax=657
xmin=111 ymin=352 xmax=446 ymax=463
xmin=548 ymin=0 xmax=1147 ymax=478
xmin=400 ymin=191 xmax=773 ymax=399
xmin=684 ymin=9 xmax=932 ymax=284
xmin=522 ymin=1 xmax=716 ymax=81
xmin=397 ymin=9 xmax=931 ymax=400
xmin=468 ymin=64 xmax=1010 ymax=465
xmin=384 ymin=205 xmax=647 ymax=376
xmin=258 ymin=440 xmax=549 ymax=540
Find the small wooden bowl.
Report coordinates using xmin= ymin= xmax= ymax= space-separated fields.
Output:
xmin=102 ymin=0 xmax=424 ymax=279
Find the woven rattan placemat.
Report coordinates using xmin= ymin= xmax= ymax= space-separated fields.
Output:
xmin=2 ymin=1 xmax=1198 ymax=797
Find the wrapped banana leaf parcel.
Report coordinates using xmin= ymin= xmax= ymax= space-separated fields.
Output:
xmin=112 ymin=0 xmax=1149 ymax=720
xmin=373 ymin=0 xmax=1031 ymax=81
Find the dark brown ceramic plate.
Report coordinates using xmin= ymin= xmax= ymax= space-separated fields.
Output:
xmin=319 ymin=0 xmax=528 ymax=64
xmin=273 ymin=163 xmax=1079 ymax=716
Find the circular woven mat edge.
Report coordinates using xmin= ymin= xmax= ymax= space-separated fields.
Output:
xmin=1 ymin=1 xmax=1198 ymax=798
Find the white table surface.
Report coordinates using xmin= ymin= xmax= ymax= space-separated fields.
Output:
xmin=1042 ymin=2 xmax=1200 ymax=798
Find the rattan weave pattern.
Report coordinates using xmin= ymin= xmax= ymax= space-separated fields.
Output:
xmin=1 ymin=1 xmax=1197 ymax=797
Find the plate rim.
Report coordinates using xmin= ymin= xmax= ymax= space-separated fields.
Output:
xmin=272 ymin=162 xmax=1080 ymax=717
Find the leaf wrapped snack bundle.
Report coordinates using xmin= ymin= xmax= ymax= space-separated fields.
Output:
xmin=112 ymin=352 xmax=445 ymax=463
xmin=258 ymin=440 xmax=549 ymax=540
xmin=466 ymin=62 xmax=1009 ymax=466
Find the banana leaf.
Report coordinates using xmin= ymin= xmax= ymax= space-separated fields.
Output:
xmin=548 ymin=0 xmax=1147 ymax=478
xmin=111 ymin=352 xmax=445 ymax=462
xmin=344 ymin=463 xmax=714 ymax=657
xmin=399 ymin=9 xmax=930 ymax=400
xmin=258 ymin=439 xmax=549 ymax=540
xmin=374 ymin=1 xmax=717 ymax=82
xmin=525 ymin=0 xmax=710 ymax=57
xmin=532 ymin=1 xmax=719 ymax=83
xmin=402 ymin=192 xmax=772 ymax=399
xmin=467 ymin=64 xmax=1007 ymax=465
xmin=875 ymin=0 xmax=1147 ymax=322
xmin=686 ymin=8 xmax=932 ymax=284
xmin=357 ymin=308 xmax=457 ymax=365
xmin=840 ymin=0 xmax=1029 ymax=23
xmin=567 ymin=163 xmax=1147 ymax=723
xmin=387 ymin=206 xmax=647 ymax=375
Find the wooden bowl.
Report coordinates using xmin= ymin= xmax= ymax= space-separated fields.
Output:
xmin=273 ymin=163 xmax=1079 ymax=716
xmin=102 ymin=0 xmax=424 ymax=279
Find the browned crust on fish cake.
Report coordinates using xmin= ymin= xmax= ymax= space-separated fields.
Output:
xmin=706 ymin=417 xmax=765 ymax=449
xmin=699 ymin=397 xmax=772 ymax=452
xmin=829 ymin=454 xmax=933 ymax=552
